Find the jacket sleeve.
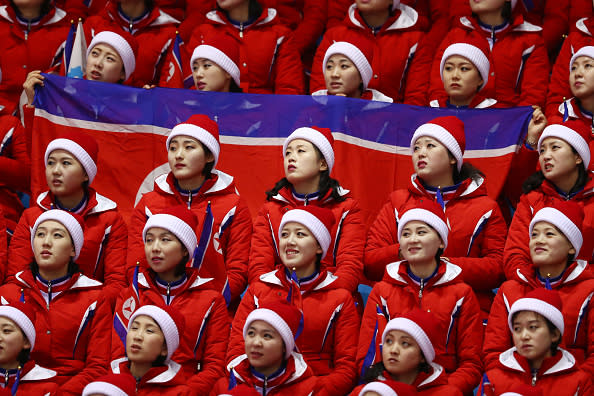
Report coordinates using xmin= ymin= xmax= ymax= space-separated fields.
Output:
xmin=284 ymin=0 xmax=327 ymax=56
xmin=403 ymin=34 xmax=435 ymax=106
xmin=447 ymin=203 xmax=506 ymax=292
xmin=542 ymin=0 xmax=570 ymax=58
xmin=188 ymin=295 xmax=231 ymax=395
xmin=569 ymin=2 xmax=593 ymax=32
xmin=308 ymin=30 xmax=335 ymax=94
xmin=330 ymin=201 xmax=365 ymax=292
xmin=60 ymin=295 xmax=111 ymax=395
xmin=6 ymin=212 xmax=35 ymax=280
xmin=364 ymin=200 xmax=400 ymax=282
xmin=0 ymin=116 xmax=30 ymax=192
xmin=482 ymin=285 xmax=513 ymax=370
xmin=317 ymin=294 xmax=359 ymax=396
xmin=220 ymin=197 xmax=252 ymax=301
xmin=427 ymin=31 xmax=455 ymax=104
xmin=503 ymin=194 xmax=534 ymax=280
xmin=111 ymin=288 xmax=131 ymax=361
xmin=226 ymin=287 xmax=257 ymax=363
xmin=248 ymin=205 xmax=279 ymax=283
xmin=579 ymin=299 xmax=594 ymax=377
xmin=126 ymin=198 xmax=150 ymax=279
xmin=272 ymin=30 xmax=305 ymax=95
xmin=99 ymin=212 xmax=129 ymax=309
xmin=544 ymin=35 xmax=574 ymax=117
xmin=355 ymin=286 xmax=387 ymax=373
xmin=518 ymin=38 xmax=550 ymax=107
xmin=326 ymin=0 xmax=351 ymax=29
xmin=447 ymin=288 xmax=483 ymax=394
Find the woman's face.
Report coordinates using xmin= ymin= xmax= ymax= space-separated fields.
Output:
xmin=512 ymin=311 xmax=559 ymax=368
xmin=382 ymin=329 xmax=424 ymax=378
xmin=85 ymin=43 xmax=126 ymax=83
xmin=538 ymin=137 xmax=582 ymax=187
xmin=570 ymin=56 xmax=594 ymax=100
xmin=126 ymin=315 xmax=167 ymax=365
xmin=399 ymin=220 xmax=443 ymax=266
xmin=279 ymin=222 xmax=322 ymax=275
xmin=45 ymin=149 xmax=88 ymax=199
xmin=324 ymin=54 xmax=363 ymax=98
xmin=144 ymin=227 xmax=187 ymax=279
xmin=244 ymin=320 xmax=285 ymax=376
xmin=284 ymin=139 xmax=327 ymax=187
xmin=0 ymin=316 xmax=30 ymax=369
xmin=192 ymin=58 xmax=231 ymax=92
xmin=32 ymin=220 xmax=75 ymax=272
xmin=442 ymin=55 xmax=483 ymax=104
xmin=469 ymin=0 xmax=506 ymax=15
xmin=530 ymin=221 xmax=575 ymax=268
xmin=412 ymin=137 xmax=456 ymax=187
xmin=355 ymin=0 xmax=392 ymax=14
xmin=168 ymin=135 xmax=214 ymax=186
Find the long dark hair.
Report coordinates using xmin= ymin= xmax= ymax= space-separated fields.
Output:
xmin=361 ymin=361 xmax=431 ymax=384
xmin=522 ymin=163 xmax=589 ymax=194
xmin=511 ymin=311 xmax=561 ymax=354
xmin=29 ymin=258 xmax=80 ymax=278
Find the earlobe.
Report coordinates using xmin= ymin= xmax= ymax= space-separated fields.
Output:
xmin=319 ymin=159 xmax=328 ymax=172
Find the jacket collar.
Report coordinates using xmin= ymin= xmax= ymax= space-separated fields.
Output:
xmin=36 ymin=188 xmax=117 ymax=215
xmin=20 ymin=363 xmax=57 ymax=382
xmin=271 ymin=185 xmax=350 ymax=205
xmin=105 ymin=2 xmax=179 ymax=32
xmin=576 ymin=17 xmax=593 ymax=36
xmin=415 ymin=362 xmax=448 ymax=389
xmin=259 ymin=269 xmax=338 ymax=292
xmin=0 ymin=5 xmax=66 ymax=26
xmin=111 ymin=358 xmax=183 ymax=384
xmin=15 ymin=270 xmax=102 ymax=291
xmin=347 ymin=3 xmax=418 ymax=32
xmin=515 ymin=260 xmax=592 ymax=288
xmin=384 ymin=260 xmax=462 ymax=286
xmin=227 ymin=351 xmax=310 ymax=387
xmin=155 ymin=170 xmax=234 ymax=197
xmin=206 ymin=7 xmax=277 ymax=28
xmin=137 ymin=269 xmax=213 ymax=290
xmin=499 ymin=347 xmax=576 ymax=375
xmin=409 ymin=174 xmax=486 ymax=200
xmin=538 ymin=176 xmax=594 ymax=200
xmin=458 ymin=13 xmax=541 ymax=37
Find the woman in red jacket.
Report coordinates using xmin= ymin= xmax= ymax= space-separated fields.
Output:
xmin=212 ymin=300 xmax=318 ymax=395
xmin=485 ymin=201 xmax=594 ymax=376
xmin=6 ymin=130 xmax=128 ymax=308
xmin=482 ymin=289 xmax=593 ymax=395
xmin=353 ymin=309 xmax=462 ymax=396
xmin=365 ymin=116 xmax=506 ymax=321
xmin=311 ymin=38 xmax=393 ymax=102
xmin=113 ymin=205 xmax=229 ymax=395
xmin=358 ymin=200 xmax=483 ymax=395
xmin=0 ymin=209 xmax=112 ymax=395
xmin=190 ymin=33 xmax=242 ymax=92
xmin=229 ymin=206 xmax=359 ymax=395
xmin=111 ymin=304 xmax=193 ymax=395
xmin=504 ymin=121 xmax=594 ymax=279
xmin=248 ymin=126 xmax=365 ymax=294
xmin=127 ymin=114 xmax=252 ymax=310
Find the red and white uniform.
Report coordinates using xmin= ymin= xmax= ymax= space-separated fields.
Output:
xmin=111 ymin=358 xmax=194 ymax=395
xmin=546 ymin=17 xmax=594 ymax=118
xmin=156 ymin=0 xmax=216 ymax=22
xmin=503 ymin=175 xmax=594 ymax=279
xmin=428 ymin=95 xmax=498 ymax=109
xmin=570 ymin=1 xmax=593 ymax=31
xmin=365 ymin=175 xmax=507 ymax=317
xmin=112 ymin=268 xmax=229 ymax=395
xmin=6 ymin=188 xmax=128 ymax=307
xmin=84 ymin=1 xmax=180 ymax=87
xmin=185 ymin=8 xmax=305 ymax=95
xmin=211 ymin=352 xmax=318 ymax=396
xmin=428 ymin=14 xmax=550 ymax=108
xmin=0 ymin=271 xmax=111 ymax=395
xmin=357 ymin=260 xmax=483 ymax=394
xmin=248 ymin=186 xmax=364 ymax=293
xmin=0 ymin=5 xmax=69 ymax=114
xmin=0 ymin=114 xmax=30 ymax=231
xmin=227 ymin=269 xmax=359 ymax=396
xmin=55 ymin=0 xmax=108 ymax=20
xmin=549 ymin=98 xmax=594 ymax=170
xmin=349 ymin=364 xmax=463 ymax=396
xmin=310 ymin=4 xmax=426 ymax=104
xmin=128 ymin=171 xmax=251 ymax=304
xmin=0 ymin=361 xmax=58 ymax=396
xmin=483 ymin=261 xmax=594 ymax=375
xmin=480 ymin=348 xmax=593 ymax=396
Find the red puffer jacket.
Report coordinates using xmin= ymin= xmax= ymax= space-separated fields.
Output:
xmin=356 ymin=260 xmax=483 ymax=395
xmin=427 ymin=14 xmax=549 ymax=108
xmin=545 ymin=17 xmax=594 ymax=118
xmin=570 ymin=1 xmax=593 ymax=31
xmin=0 ymin=361 xmax=58 ymax=396
xmin=248 ymin=185 xmax=364 ymax=293
xmin=211 ymin=352 xmax=318 ymax=396
xmin=7 ymin=188 xmax=128 ymax=308
xmin=111 ymin=358 xmax=194 ymax=395
xmin=127 ymin=171 xmax=252 ymax=305
xmin=0 ymin=114 xmax=30 ymax=231
xmin=227 ymin=269 xmax=359 ymax=396
xmin=185 ymin=8 xmax=304 ymax=95
xmin=503 ymin=175 xmax=594 ymax=279
xmin=483 ymin=261 xmax=594 ymax=375
xmin=365 ymin=175 xmax=506 ymax=318
xmin=0 ymin=5 xmax=69 ymax=114
xmin=83 ymin=2 xmax=180 ymax=87
xmin=480 ymin=348 xmax=593 ymax=396
xmin=112 ymin=268 xmax=229 ymax=395
xmin=310 ymin=4 xmax=426 ymax=104
xmin=0 ymin=271 xmax=111 ymax=395
xmin=326 ymin=0 xmax=430 ymax=31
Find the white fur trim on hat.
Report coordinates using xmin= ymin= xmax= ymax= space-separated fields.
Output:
xmin=283 ymin=127 xmax=335 ymax=173
xmin=508 ymin=297 xmax=564 ymax=336
xmin=323 ymin=41 xmax=372 ymax=89
xmin=191 ymin=44 xmax=240 ymax=86
xmin=45 ymin=138 xmax=98 ymax=184
xmin=537 ymin=124 xmax=590 ymax=168
xmin=398 ymin=208 xmax=449 ymax=249
xmin=500 ymin=393 xmax=522 ymax=396
xmin=143 ymin=213 xmax=197 ymax=257
xmin=382 ymin=317 xmax=435 ymax=363
xmin=129 ymin=305 xmax=179 ymax=362
xmin=166 ymin=124 xmax=221 ymax=166
xmin=279 ymin=209 xmax=331 ymax=259
xmin=359 ymin=382 xmax=397 ymax=396
xmin=243 ymin=308 xmax=295 ymax=359
xmin=570 ymin=46 xmax=594 ymax=72
xmin=82 ymin=382 xmax=128 ymax=396
xmin=440 ymin=43 xmax=490 ymax=90
xmin=31 ymin=210 xmax=84 ymax=261
xmin=529 ymin=207 xmax=582 ymax=258
xmin=87 ymin=31 xmax=136 ymax=81
xmin=410 ymin=123 xmax=463 ymax=171
xmin=0 ymin=306 xmax=36 ymax=351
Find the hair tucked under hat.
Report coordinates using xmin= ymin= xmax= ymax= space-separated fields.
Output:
xmin=82 ymin=373 xmax=136 ymax=396
xmin=191 ymin=34 xmax=241 ymax=86
xmin=45 ymin=130 xmax=99 ymax=184
xmin=398 ymin=200 xmax=449 ymax=249
xmin=0 ymin=302 xmax=36 ymax=351
xmin=410 ymin=116 xmax=466 ymax=171
xmin=440 ymin=38 xmax=491 ymax=90
xmin=129 ymin=305 xmax=185 ymax=363
xmin=278 ymin=206 xmax=336 ymax=259
xmin=323 ymin=39 xmax=373 ymax=89
xmin=381 ymin=309 xmax=440 ymax=364
xmin=508 ymin=288 xmax=564 ymax=336
xmin=569 ymin=45 xmax=594 ymax=72
xmin=143 ymin=206 xmax=198 ymax=258
xmin=537 ymin=121 xmax=591 ymax=169
xmin=283 ymin=126 xmax=335 ymax=173
xmin=87 ymin=30 xmax=138 ymax=81
xmin=529 ymin=200 xmax=583 ymax=258
xmin=31 ymin=209 xmax=85 ymax=261
xmin=166 ymin=114 xmax=221 ymax=167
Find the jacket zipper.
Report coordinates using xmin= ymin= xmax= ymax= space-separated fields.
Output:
xmin=263 ymin=376 xmax=267 ymax=396
xmin=239 ymin=22 xmax=244 ymax=38
xmin=4 ymin=370 xmax=8 ymax=386
xmin=531 ymin=370 xmax=537 ymax=386
xmin=187 ymin=190 xmax=192 ymax=209
xmin=166 ymin=283 xmax=171 ymax=305
xmin=418 ymin=278 xmax=424 ymax=306
xmin=47 ymin=281 xmax=52 ymax=310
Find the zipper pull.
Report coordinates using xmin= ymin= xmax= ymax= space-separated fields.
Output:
xmin=263 ymin=376 xmax=267 ymax=396
xmin=239 ymin=23 xmax=244 ymax=38
xmin=129 ymin=21 xmax=133 ymax=32
xmin=167 ymin=283 xmax=171 ymax=305
xmin=47 ymin=281 xmax=52 ymax=310
xmin=531 ymin=371 xmax=537 ymax=386
xmin=305 ymin=194 xmax=309 ymax=205
xmin=187 ymin=190 xmax=192 ymax=209
xmin=4 ymin=370 xmax=8 ymax=386
xmin=418 ymin=279 xmax=424 ymax=302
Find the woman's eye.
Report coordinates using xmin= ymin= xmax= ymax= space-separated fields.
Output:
xmin=53 ymin=232 xmax=63 ymax=238
xmin=36 ymin=231 xmax=45 ymax=237
xmin=401 ymin=341 xmax=410 ymax=347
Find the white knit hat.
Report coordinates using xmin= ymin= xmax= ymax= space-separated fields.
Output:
xmin=129 ymin=305 xmax=183 ymax=362
xmin=537 ymin=122 xmax=590 ymax=168
xmin=278 ymin=206 xmax=335 ymax=259
xmin=166 ymin=114 xmax=221 ymax=166
xmin=323 ymin=41 xmax=372 ymax=89
xmin=381 ymin=309 xmax=439 ymax=364
xmin=397 ymin=200 xmax=449 ymax=249
xmin=359 ymin=382 xmax=398 ymax=396
xmin=143 ymin=206 xmax=198 ymax=258
xmin=440 ymin=42 xmax=490 ymax=90
xmin=283 ymin=126 xmax=335 ymax=172
xmin=82 ymin=373 xmax=136 ymax=396
xmin=190 ymin=34 xmax=240 ymax=86
xmin=410 ymin=116 xmax=466 ymax=171
xmin=31 ymin=210 xmax=84 ymax=261
xmin=0 ymin=303 xmax=36 ymax=351
xmin=87 ymin=31 xmax=137 ymax=81
xmin=569 ymin=46 xmax=594 ymax=71
xmin=508 ymin=288 xmax=564 ymax=336
xmin=44 ymin=130 xmax=99 ymax=184
xmin=529 ymin=201 xmax=583 ymax=258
